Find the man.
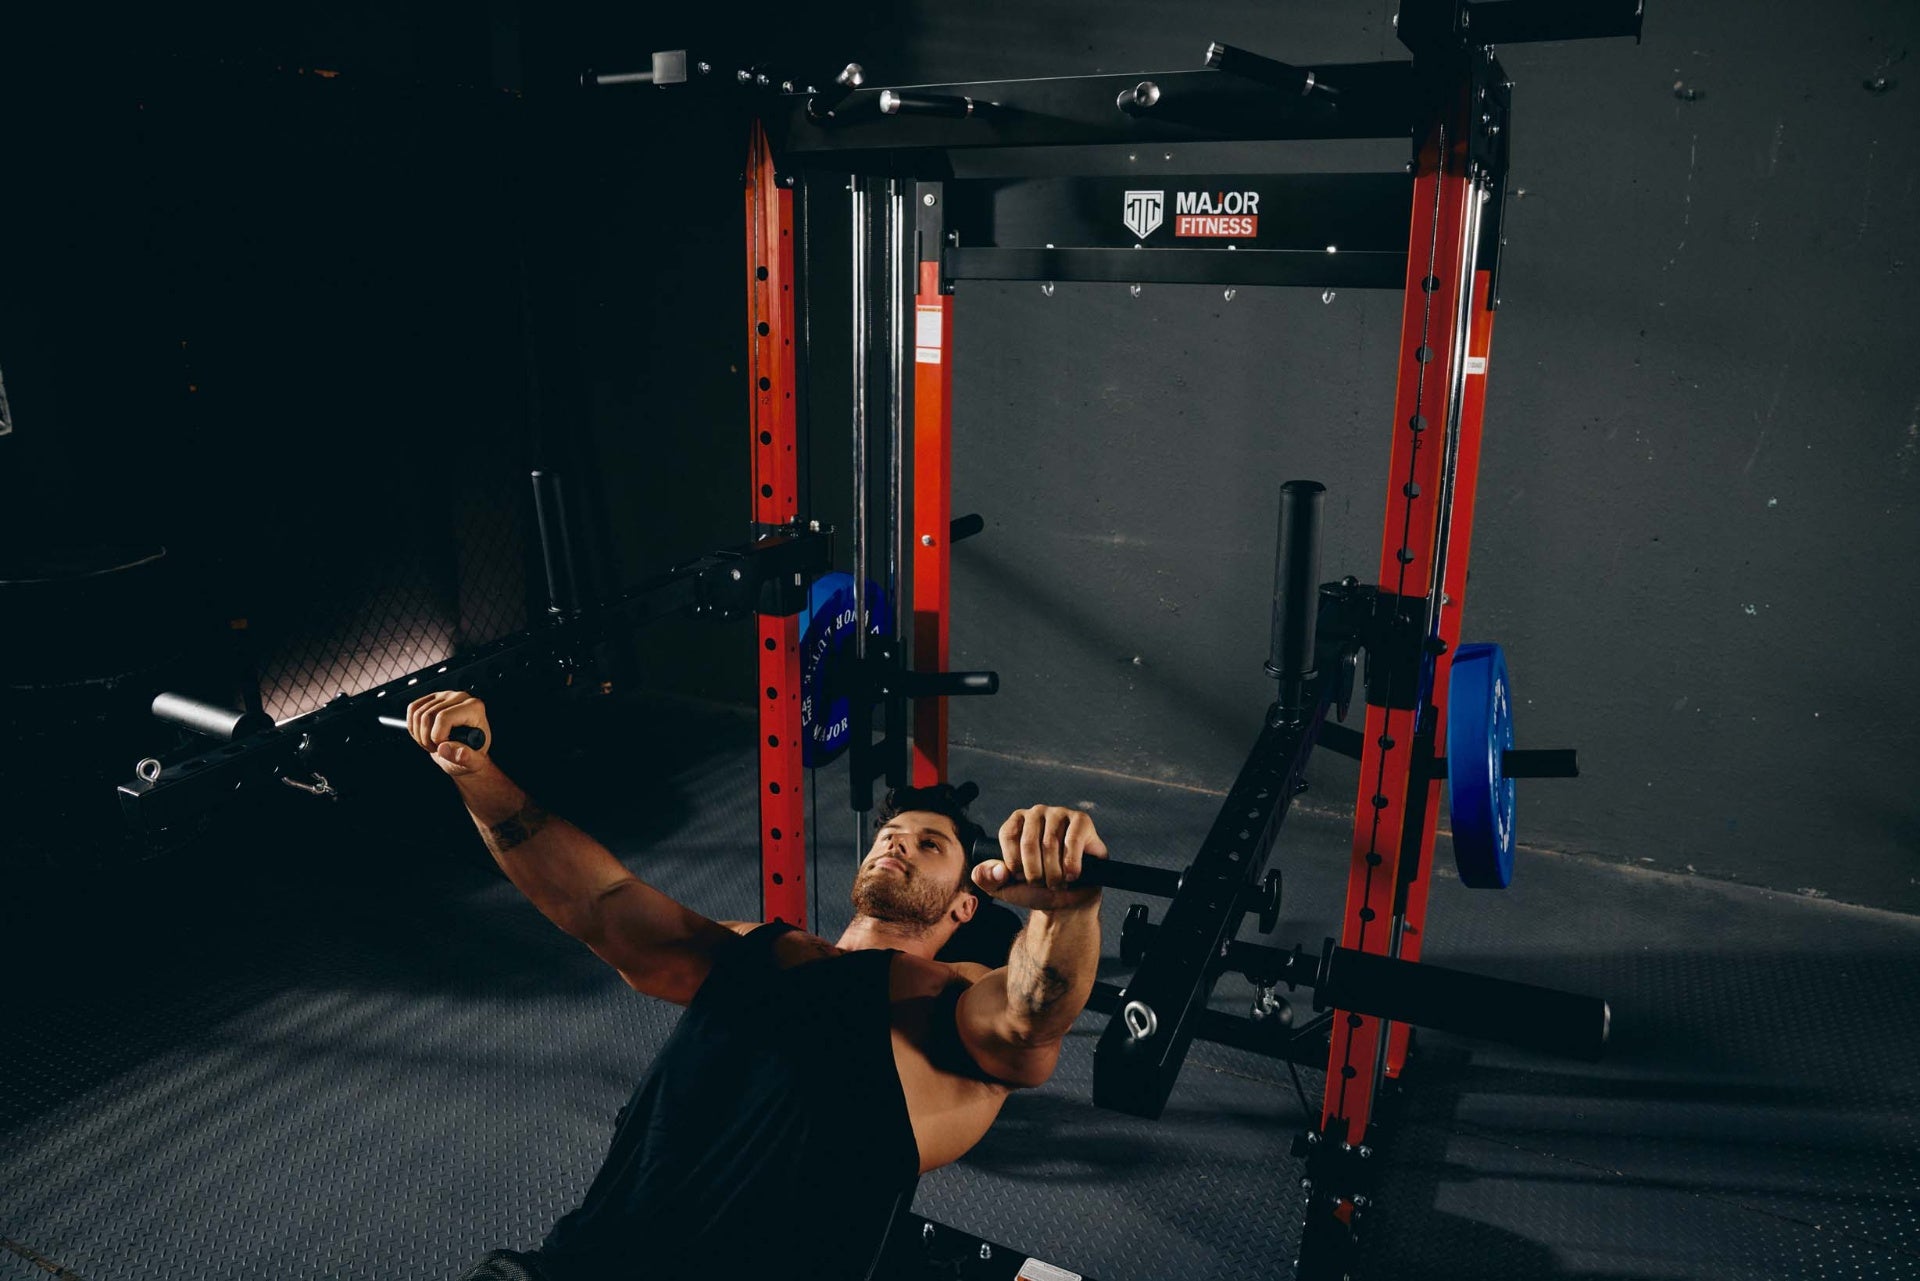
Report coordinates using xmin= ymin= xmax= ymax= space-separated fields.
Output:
xmin=404 ymin=691 xmax=1108 ymax=1281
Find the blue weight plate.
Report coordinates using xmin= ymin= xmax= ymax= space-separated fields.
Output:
xmin=1446 ymin=641 xmax=1516 ymax=888
xmin=799 ymin=572 xmax=888 ymax=768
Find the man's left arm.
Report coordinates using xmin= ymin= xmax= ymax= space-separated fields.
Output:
xmin=955 ymin=805 xmax=1107 ymax=1088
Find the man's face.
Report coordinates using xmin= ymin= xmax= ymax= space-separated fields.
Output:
xmin=851 ymin=810 xmax=971 ymax=928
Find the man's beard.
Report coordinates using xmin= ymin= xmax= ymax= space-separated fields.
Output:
xmin=850 ymin=860 xmax=955 ymax=928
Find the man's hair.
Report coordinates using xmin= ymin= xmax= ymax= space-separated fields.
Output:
xmin=877 ymin=783 xmax=1023 ymax=968
xmin=874 ymin=783 xmax=987 ymax=892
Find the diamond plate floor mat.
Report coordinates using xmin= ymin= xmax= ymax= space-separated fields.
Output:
xmin=3 ymin=696 xmax=1915 ymax=1280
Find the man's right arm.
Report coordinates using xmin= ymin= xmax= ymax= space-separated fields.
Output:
xmin=416 ymin=693 xmax=735 ymax=1004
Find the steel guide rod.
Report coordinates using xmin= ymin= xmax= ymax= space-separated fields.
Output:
xmin=850 ymin=175 xmax=870 ymax=860
xmin=887 ymin=180 xmax=910 ymax=789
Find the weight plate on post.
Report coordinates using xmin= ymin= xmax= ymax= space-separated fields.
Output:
xmin=1446 ymin=641 xmax=1516 ymax=888
xmin=798 ymin=572 xmax=888 ymax=768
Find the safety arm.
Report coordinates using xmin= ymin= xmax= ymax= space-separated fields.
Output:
xmin=958 ymin=899 xmax=1103 ymax=1086
xmin=453 ymin=763 xmax=732 ymax=1002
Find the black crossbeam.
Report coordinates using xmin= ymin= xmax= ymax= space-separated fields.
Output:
xmin=770 ymin=63 xmax=1418 ymax=172
xmin=945 ymin=247 xmax=1406 ymax=289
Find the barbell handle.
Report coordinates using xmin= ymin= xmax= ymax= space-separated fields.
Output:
xmin=376 ymin=714 xmax=486 ymax=751
xmin=1051 ymin=857 xmax=1182 ymax=899
xmin=1425 ymin=748 xmax=1581 ymax=780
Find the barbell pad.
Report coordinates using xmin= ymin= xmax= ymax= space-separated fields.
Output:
xmin=1320 ymin=945 xmax=1609 ymax=1061
xmin=1446 ymin=642 xmax=1516 ymax=888
xmin=151 ymin=691 xmax=272 ymax=742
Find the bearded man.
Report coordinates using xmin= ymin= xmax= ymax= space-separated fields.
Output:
xmin=402 ymin=691 xmax=1108 ymax=1281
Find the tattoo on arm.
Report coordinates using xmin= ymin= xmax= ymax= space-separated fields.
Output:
xmin=483 ymin=801 xmax=550 ymax=855
xmin=1007 ymin=933 xmax=1071 ymax=1021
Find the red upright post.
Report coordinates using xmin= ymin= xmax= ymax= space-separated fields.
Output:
xmin=746 ymin=121 xmax=807 ymax=927
xmin=1321 ymin=73 xmax=1485 ymax=1143
xmin=1386 ymin=267 xmax=1497 ymax=1077
xmin=910 ymin=256 xmax=954 ymax=788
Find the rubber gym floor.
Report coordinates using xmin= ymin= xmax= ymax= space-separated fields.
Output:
xmin=3 ymin=696 xmax=1915 ymax=1280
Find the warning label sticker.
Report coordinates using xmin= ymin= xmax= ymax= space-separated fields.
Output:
xmin=916 ymin=305 xmax=944 ymax=364
xmin=1017 ymin=1260 xmax=1082 ymax=1281
xmin=1465 ymin=355 xmax=1488 ymax=375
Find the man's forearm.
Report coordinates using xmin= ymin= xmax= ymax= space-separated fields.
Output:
xmin=1003 ymin=900 xmax=1102 ymax=1046
xmin=453 ymin=766 xmax=629 ymax=941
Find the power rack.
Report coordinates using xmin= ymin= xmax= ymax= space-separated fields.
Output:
xmin=724 ymin=2 xmax=1642 ymax=1274
xmin=117 ymin=4 xmax=1644 ymax=1276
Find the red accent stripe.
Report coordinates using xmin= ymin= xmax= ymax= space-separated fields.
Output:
xmin=910 ymin=261 xmax=953 ymax=787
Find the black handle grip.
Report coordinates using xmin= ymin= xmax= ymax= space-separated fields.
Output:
xmin=949 ymin=513 xmax=985 ymax=544
xmin=879 ymin=90 xmax=976 ymax=118
xmin=1204 ymin=42 xmax=1340 ymax=98
xmin=1503 ymin=749 xmax=1579 ymax=778
xmin=531 ymin=470 xmax=583 ymax=618
xmin=1319 ymin=945 xmax=1610 ymax=1060
xmin=807 ymin=62 xmax=865 ymax=119
xmin=1065 ymin=857 xmax=1183 ymax=898
xmin=1266 ymin=481 xmax=1326 ymax=714
xmin=902 ymin=669 xmax=998 ymax=697
xmin=376 ymin=714 xmax=486 ymax=751
xmin=151 ymin=692 xmax=273 ymax=742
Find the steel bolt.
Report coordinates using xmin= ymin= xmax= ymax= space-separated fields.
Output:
xmin=979 ymin=1244 xmax=993 ymax=1261
xmin=1358 ymin=1145 xmax=1373 ymax=1159
xmin=922 ymin=192 xmax=937 ymax=206
xmin=922 ymin=1223 xmax=935 ymax=1244
xmin=730 ymin=569 xmax=743 ymax=581
xmin=921 ymin=534 xmax=935 ymax=546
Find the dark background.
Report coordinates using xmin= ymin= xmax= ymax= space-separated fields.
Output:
xmin=2 ymin=1 xmax=1915 ymax=911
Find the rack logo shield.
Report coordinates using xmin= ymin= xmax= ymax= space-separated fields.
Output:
xmin=1122 ymin=190 xmax=1165 ymax=239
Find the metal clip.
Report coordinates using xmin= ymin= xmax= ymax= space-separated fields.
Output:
xmin=282 ymin=772 xmax=338 ymax=800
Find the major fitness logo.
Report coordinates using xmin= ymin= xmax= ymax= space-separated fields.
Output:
xmin=1121 ymin=189 xmax=1261 ymax=239
xmin=1122 ymin=190 xmax=1165 ymax=239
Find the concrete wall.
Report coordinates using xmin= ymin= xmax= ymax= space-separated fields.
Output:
xmin=568 ymin=0 xmax=1919 ymax=911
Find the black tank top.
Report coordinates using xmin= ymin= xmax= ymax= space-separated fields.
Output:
xmin=538 ymin=922 xmax=921 ymax=1280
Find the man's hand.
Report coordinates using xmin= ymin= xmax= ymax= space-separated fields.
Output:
xmin=973 ymin=805 xmax=1108 ymax=912
xmin=405 ymin=691 xmax=494 ymax=778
